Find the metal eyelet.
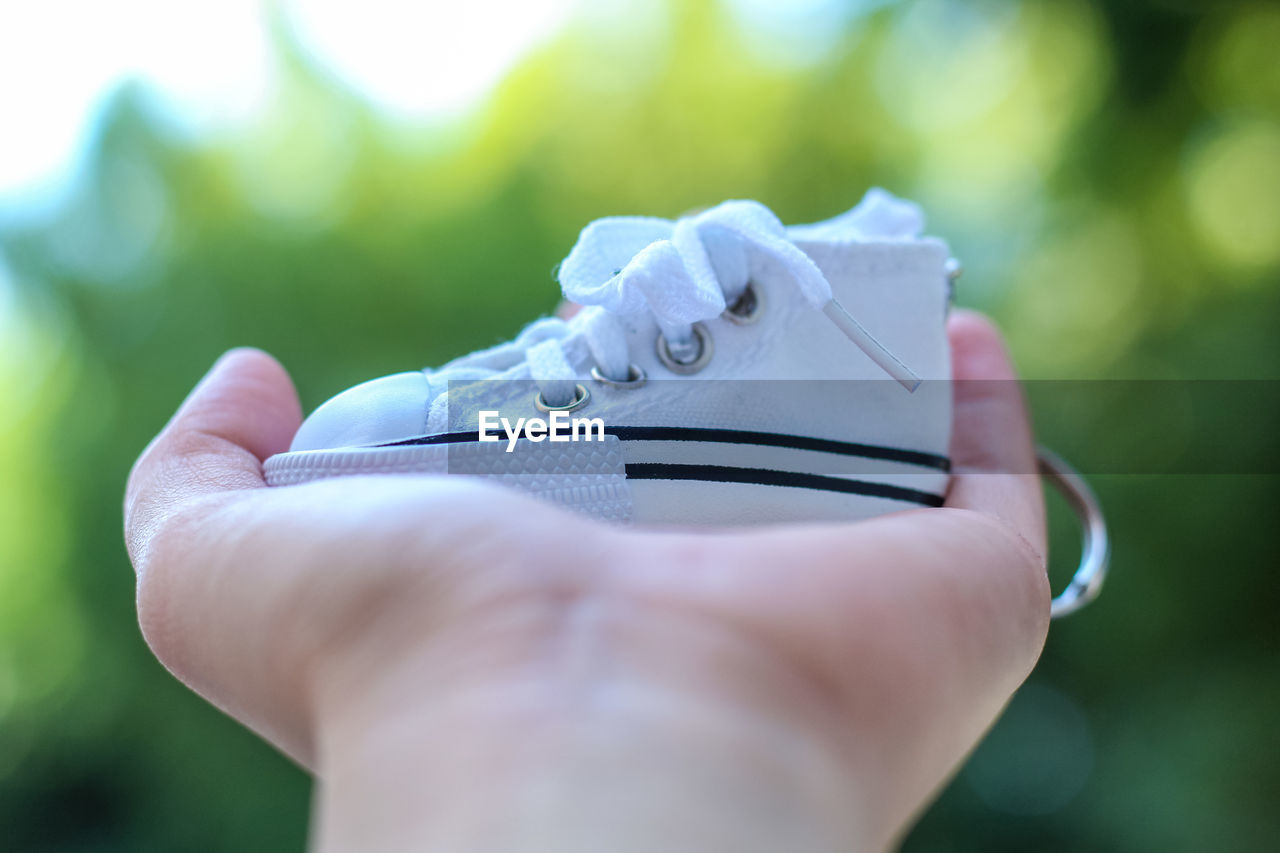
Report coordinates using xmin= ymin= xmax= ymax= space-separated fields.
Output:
xmin=723 ymin=282 xmax=764 ymax=325
xmin=590 ymin=363 xmax=647 ymax=389
xmin=944 ymin=258 xmax=962 ymax=311
xmin=535 ymin=383 xmax=590 ymax=413
xmin=656 ymin=322 xmax=714 ymax=375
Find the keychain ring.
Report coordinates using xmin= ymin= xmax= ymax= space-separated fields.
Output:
xmin=1039 ymin=447 xmax=1110 ymax=618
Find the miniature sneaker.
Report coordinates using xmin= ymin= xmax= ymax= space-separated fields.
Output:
xmin=265 ymin=189 xmax=957 ymax=526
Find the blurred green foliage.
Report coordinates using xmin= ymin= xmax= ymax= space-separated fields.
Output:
xmin=1 ymin=0 xmax=1277 ymax=850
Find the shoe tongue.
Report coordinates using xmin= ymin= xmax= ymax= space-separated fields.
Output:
xmin=788 ymin=187 xmax=925 ymax=243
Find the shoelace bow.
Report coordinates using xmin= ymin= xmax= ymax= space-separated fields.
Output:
xmin=428 ymin=200 xmax=921 ymax=411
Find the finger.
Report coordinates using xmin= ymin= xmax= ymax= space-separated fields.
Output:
xmin=944 ymin=310 xmax=1045 ymax=561
xmin=125 ymin=348 xmax=301 ymax=573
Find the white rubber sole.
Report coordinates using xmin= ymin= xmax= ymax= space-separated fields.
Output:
xmin=264 ymin=428 xmax=950 ymax=526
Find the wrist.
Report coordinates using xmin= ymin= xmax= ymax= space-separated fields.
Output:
xmin=308 ymin=594 xmax=874 ymax=852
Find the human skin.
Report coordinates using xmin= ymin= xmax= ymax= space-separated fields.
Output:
xmin=124 ymin=310 xmax=1049 ymax=852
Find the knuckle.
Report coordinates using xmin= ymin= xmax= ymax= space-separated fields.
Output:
xmin=163 ymin=427 xmax=235 ymax=465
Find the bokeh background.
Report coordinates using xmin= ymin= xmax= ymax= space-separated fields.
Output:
xmin=1 ymin=0 xmax=1277 ymax=850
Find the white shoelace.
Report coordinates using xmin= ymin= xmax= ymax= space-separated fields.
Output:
xmin=426 ymin=196 xmax=922 ymax=411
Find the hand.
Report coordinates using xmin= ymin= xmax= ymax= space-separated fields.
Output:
xmin=124 ymin=310 xmax=1048 ymax=852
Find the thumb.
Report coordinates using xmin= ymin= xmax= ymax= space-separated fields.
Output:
xmin=944 ymin=310 xmax=1046 ymax=560
xmin=125 ymin=348 xmax=301 ymax=574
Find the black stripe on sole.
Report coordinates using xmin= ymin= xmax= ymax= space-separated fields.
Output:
xmin=607 ymin=426 xmax=949 ymax=471
xmin=378 ymin=426 xmax=949 ymax=472
xmin=624 ymin=463 xmax=946 ymax=507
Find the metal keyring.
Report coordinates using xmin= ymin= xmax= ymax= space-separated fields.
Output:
xmin=1039 ymin=446 xmax=1110 ymax=619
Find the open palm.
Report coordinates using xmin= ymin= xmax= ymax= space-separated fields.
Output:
xmin=125 ymin=310 xmax=1048 ymax=852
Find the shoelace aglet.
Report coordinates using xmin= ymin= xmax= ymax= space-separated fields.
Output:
xmin=822 ymin=299 xmax=922 ymax=392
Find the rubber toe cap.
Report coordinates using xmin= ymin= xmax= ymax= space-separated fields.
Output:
xmin=289 ymin=371 xmax=430 ymax=452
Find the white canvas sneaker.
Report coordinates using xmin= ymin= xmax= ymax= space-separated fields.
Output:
xmin=264 ymin=189 xmax=958 ymax=526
